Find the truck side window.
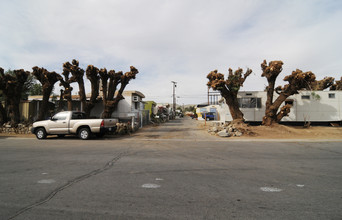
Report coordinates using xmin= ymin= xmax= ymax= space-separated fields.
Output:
xmin=52 ymin=112 xmax=67 ymax=120
xmin=72 ymin=112 xmax=84 ymax=119
xmin=72 ymin=113 xmax=78 ymax=119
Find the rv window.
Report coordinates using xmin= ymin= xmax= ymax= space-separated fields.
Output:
xmin=285 ymin=99 xmax=294 ymax=106
xmin=301 ymin=95 xmax=310 ymax=100
xmin=329 ymin=93 xmax=335 ymax=99
xmin=238 ymin=98 xmax=261 ymax=108
xmin=257 ymin=98 xmax=261 ymax=108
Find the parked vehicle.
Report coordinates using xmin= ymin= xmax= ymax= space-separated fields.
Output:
xmin=31 ymin=111 xmax=118 ymax=140
xmin=202 ymin=112 xmax=216 ymax=120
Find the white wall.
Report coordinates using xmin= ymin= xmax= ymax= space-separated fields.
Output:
xmin=219 ymin=91 xmax=342 ymax=122
xmin=90 ymin=94 xmax=144 ymax=119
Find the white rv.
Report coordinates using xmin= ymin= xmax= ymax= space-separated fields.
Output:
xmin=218 ymin=91 xmax=342 ymax=123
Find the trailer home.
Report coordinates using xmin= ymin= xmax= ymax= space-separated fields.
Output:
xmin=218 ymin=91 xmax=342 ymax=123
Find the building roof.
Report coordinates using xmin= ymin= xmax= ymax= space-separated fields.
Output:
xmin=122 ymin=90 xmax=145 ymax=98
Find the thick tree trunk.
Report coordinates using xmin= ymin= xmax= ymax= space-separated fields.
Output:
xmin=265 ymin=82 xmax=275 ymax=114
xmin=102 ymin=99 xmax=121 ymax=118
xmin=77 ymin=80 xmax=86 ymax=112
xmin=67 ymin=100 xmax=72 ymax=111
xmin=62 ymin=87 xmax=73 ymax=111
xmin=84 ymin=102 xmax=95 ymax=118
xmin=38 ymin=88 xmax=53 ymax=121
xmin=13 ymin=101 xmax=20 ymax=124
xmin=83 ymin=83 xmax=99 ymax=118
xmin=8 ymin=101 xmax=20 ymax=126
xmin=223 ymin=93 xmax=244 ymax=121
xmin=0 ymin=101 xmax=7 ymax=124
xmin=262 ymin=93 xmax=290 ymax=126
xmin=102 ymin=79 xmax=125 ymax=119
xmin=58 ymin=90 xmax=64 ymax=111
xmin=85 ymin=66 xmax=100 ymax=118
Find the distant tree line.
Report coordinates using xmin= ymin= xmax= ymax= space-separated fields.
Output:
xmin=207 ymin=60 xmax=342 ymax=126
xmin=0 ymin=59 xmax=138 ymax=126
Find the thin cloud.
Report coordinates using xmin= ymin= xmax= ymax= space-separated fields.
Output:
xmin=0 ymin=0 xmax=341 ymax=104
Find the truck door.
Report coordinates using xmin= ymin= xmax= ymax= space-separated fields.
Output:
xmin=48 ymin=112 xmax=69 ymax=134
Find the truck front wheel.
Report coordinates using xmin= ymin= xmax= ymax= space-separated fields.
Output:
xmin=78 ymin=128 xmax=91 ymax=140
xmin=35 ymin=128 xmax=47 ymax=140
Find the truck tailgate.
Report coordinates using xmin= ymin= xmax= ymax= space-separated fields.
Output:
xmin=103 ymin=119 xmax=118 ymax=128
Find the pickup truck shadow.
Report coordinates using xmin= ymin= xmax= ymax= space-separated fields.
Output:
xmin=45 ymin=134 xmax=128 ymax=140
xmin=45 ymin=135 xmax=80 ymax=140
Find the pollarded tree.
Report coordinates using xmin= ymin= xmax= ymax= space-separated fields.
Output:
xmin=261 ymin=60 xmax=316 ymax=126
xmin=0 ymin=68 xmax=30 ymax=125
xmin=308 ymin=77 xmax=335 ymax=90
xmin=0 ymin=94 xmax=6 ymax=124
xmin=59 ymin=62 xmax=74 ymax=111
xmin=66 ymin=61 xmax=102 ymax=117
xmin=0 ymin=67 xmax=8 ymax=126
xmin=261 ymin=60 xmax=284 ymax=119
xmin=63 ymin=59 xmax=87 ymax=113
xmin=0 ymin=68 xmax=8 ymax=124
xmin=330 ymin=77 xmax=342 ymax=90
xmin=84 ymin=65 xmax=100 ymax=117
xmin=100 ymin=66 xmax=139 ymax=118
xmin=207 ymin=68 xmax=252 ymax=122
xmin=32 ymin=67 xmax=61 ymax=121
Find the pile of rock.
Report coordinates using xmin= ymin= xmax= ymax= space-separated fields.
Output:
xmin=115 ymin=123 xmax=133 ymax=135
xmin=0 ymin=123 xmax=33 ymax=134
xmin=207 ymin=122 xmax=246 ymax=137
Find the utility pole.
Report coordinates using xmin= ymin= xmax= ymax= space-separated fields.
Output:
xmin=171 ymin=81 xmax=177 ymax=117
xmin=207 ymin=87 xmax=210 ymax=105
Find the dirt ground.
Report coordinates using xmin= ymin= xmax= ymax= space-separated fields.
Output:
xmin=198 ymin=120 xmax=342 ymax=139
xmin=1 ymin=119 xmax=342 ymax=140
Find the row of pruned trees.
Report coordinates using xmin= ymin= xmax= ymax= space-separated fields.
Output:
xmin=0 ymin=69 xmax=30 ymax=125
xmin=0 ymin=59 xmax=138 ymax=125
xmin=207 ymin=60 xmax=342 ymax=126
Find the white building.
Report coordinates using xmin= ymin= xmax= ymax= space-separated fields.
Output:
xmin=212 ymin=90 xmax=342 ymax=123
xmin=90 ymin=90 xmax=146 ymax=119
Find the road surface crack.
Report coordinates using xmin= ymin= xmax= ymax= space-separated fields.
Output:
xmin=7 ymin=151 xmax=129 ymax=220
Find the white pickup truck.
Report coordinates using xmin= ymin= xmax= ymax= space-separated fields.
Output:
xmin=31 ymin=111 xmax=118 ymax=140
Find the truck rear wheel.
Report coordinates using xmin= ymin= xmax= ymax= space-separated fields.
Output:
xmin=79 ymin=128 xmax=91 ymax=140
xmin=35 ymin=128 xmax=47 ymax=140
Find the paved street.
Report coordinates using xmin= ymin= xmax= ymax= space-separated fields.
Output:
xmin=1 ymin=118 xmax=341 ymax=220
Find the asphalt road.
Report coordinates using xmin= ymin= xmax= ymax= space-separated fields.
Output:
xmin=0 ymin=118 xmax=341 ymax=220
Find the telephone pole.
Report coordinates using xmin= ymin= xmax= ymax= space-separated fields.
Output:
xmin=171 ymin=81 xmax=177 ymax=117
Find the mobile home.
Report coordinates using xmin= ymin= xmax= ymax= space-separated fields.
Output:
xmin=219 ymin=91 xmax=342 ymax=123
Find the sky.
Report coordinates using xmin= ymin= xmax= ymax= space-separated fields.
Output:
xmin=1 ymin=0 xmax=341 ymax=104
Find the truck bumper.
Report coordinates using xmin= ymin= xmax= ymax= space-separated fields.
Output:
xmin=100 ymin=126 xmax=117 ymax=134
